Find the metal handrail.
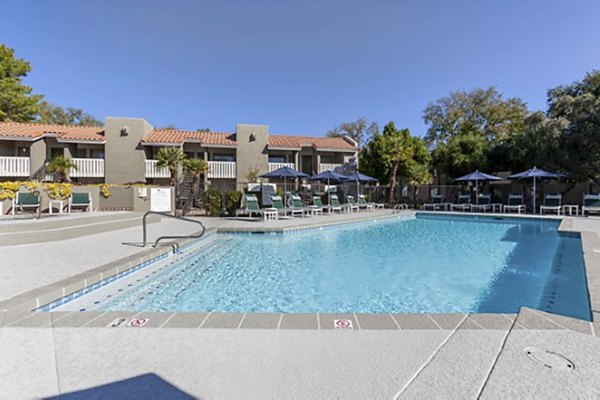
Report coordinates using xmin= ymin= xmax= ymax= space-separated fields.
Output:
xmin=142 ymin=211 xmax=206 ymax=248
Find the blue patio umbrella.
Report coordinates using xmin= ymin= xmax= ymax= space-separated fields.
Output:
xmin=259 ymin=166 xmax=309 ymax=204
xmin=309 ymin=170 xmax=349 ymax=205
xmin=345 ymin=172 xmax=378 ymax=197
xmin=508 ymin=166 xmax=566 ymax=211
xmin=455 ymin=170 xmax=501 ymax=200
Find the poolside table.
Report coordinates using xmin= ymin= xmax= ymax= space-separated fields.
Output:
xmin=263 ymin=208 xmax=278 ymax=221
xmin=562 ymin=205 xmax=579 ymax=216
xmin=48 ymin=200 xmax=64 ymax=214
xmin=490 ymin=203 xmax=503 ymax=213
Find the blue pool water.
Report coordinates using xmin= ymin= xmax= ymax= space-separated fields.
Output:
xmin=99 ymin=215 xmax=591 ymax=320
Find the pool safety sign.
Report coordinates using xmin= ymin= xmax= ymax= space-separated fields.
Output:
xmin=150 ymin=187 xmax=172 ymax=212
xmin=127 ymin=318 xmax=149 ymax=328
xmin=334 ymin=319 xmax=353 ymax=330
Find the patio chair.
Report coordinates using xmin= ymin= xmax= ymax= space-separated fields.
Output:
xmin=451 ymin=194 xmax=471 ymax=212
xmin=503 ymin=194 xmax=525 ymax=214
xmin=305 ymin=196 xmax=324 ymax=216
xmin=12 ymin=191 xmax=40 ymax=215
xmin=422 ymin=194 xmax=446 ymax=211
xmin=582 ymin=194 xmax=600 ymax=215
xmin=346 ymin=195 xmax=362 ymax=212
xmin=235 ymin=194 xmax=264 ymax=219
xmin=540 ymin=193 xmax=562 ymax=215
xmin=331 ymin=194 xmax=357 ymax=213
xmin=270 ymin=195 xmax=293 ymax=218
xmin=68 ymin=192 xmax=93 ymax=213
xmin=470 ymin=194 xmax=493 ymax=213
xmin=289 ymin=195 xmax=306 ymax=218
xmin=357 ymin=194 xmax=374 ymax=211
xmin=315 ymin=196 xmax=341 ymax=214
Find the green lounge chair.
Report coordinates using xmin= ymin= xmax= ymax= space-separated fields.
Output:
xmin=451 ymin=194 xmax=471 ymax=212
xmin=345 ymin=195 xmax=361 ymax=212
xmin=314 ymin=196 xmax=341 ymax=214
xmin=270 ymin=195 xmax=293 ymax=218
xmin=289 ymin=195 xmax=306 ymax=218
xmin=582 ymin=194 xmax=600 ymax=215
xmin=12 ymin=191 xmax=40 ymax=215
xmin=330 ymin=194 xmax=354 ymax=213
xmin=235 ymin=194 xmax=264 ymax=219
xmin=307 ymin=196 xmax=325 ymax=215
xmin=357 ymin=194 xmax=374 ymax=211
xmin=503 ymin=194 xmax=525 ymax=214
xmin=540 ymin=193 xmax=562 ymax=215
xmin=359 ymin=195 xmax=385 ymax=209
xmin=470 ymin=194 xmax=492 ymax=212
xmin=422 ymin=194 xmax=446 ymax=211
xmin=68 ymin=192 xmax=92 ymax=213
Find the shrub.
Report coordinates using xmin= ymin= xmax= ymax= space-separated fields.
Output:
xmin=204 ymin=188 xmax=223 ymax=216
xmin=0 ymin=181 xmax=20 ymax=200
xmin=224 ymin=190 xmax=243 ymax=215
xmin=46 ymin=183 xmax=73 ymax=200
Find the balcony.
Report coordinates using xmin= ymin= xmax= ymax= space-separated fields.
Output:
xmin=268 ymin=162 xmax=295 ymax=172
xmin=318 ymin=163 xmax=343 ymax=173
xmin=145 ymin=160 xmax=170 ymax=178
xmin=0 ymin=156 xmax=30 ymax=177
xmin=208 ymin=161 xmax=236 ymax=179
xmin=70 ymin=158 xmax=104 ymax=178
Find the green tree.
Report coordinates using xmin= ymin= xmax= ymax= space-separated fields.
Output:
xmin=37 ymin=101 xmax=101 ymax=126
xmin=359 ymin=131 xmax=389 ymax=183
xmin=156 ymin=147 xmax=186 ymax=186
xmin=0 ymin=44 xmax=42 ymax=122
xmin=423 ymin=87 xmax=528 ymax=179
xmin=46 ymin=156 xmax=77 ymax=182
xmin=183 ymin=157 xmax=209 ymax=201
xmin=379 ymin=122 xmax=415 ymax=205
xmin=326 ymin=117 xmax=379 ymax=147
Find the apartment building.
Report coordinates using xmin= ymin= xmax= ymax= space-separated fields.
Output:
xmin=0 ymin=117 xmax=358 ymax=190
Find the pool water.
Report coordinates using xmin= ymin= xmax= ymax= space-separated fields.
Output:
xmin=98 ymin=214 xmax=591 ymax=320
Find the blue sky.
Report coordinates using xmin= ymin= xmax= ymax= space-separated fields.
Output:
xmin=2 ymin=1 xmax=599 ymax=137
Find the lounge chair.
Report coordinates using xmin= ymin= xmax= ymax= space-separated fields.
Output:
xmin=305 ymin=196 xmax=324 ymax=216
xmin=12 ymin=191 xmax=40 ymax=215
xmin=346 ymin=195 xmax=362 ymax=212
xmin=422 ymin=194 xmax=447 ymax=211
xmin=68 ymin=192 xmax=92 ymax=213
xmin=470 ymin=194 xmax=493 ymax=213
xmin=235 ymin=194 xmax=264 ymax=219
xmin=331 ymin=194 xmax=356 ymax=213
xmin=357 ymin=195 xmax=374 ymax=211
xmin=451 ymin=194 xmax=471 ymax=212
xmin=315 ymin=196 xmax=341 ymax=214
xmin=503 ymin=194 xmax=525 ymax=214
xmin=289 ymin=195 xmax=306 ymax=218
xmin=270 ymin=195 xmax=294 ymax=218
xmin=540 ymin=193 xmax=562 ymax=215
xmin=582 ymin=194 xmax=600 ymax=215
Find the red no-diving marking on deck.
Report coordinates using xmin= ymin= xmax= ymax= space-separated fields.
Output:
xmin=127 ymin=318 xmax=149 ymax=328
xmin=334 ymin=319 xmax=353 ymax=329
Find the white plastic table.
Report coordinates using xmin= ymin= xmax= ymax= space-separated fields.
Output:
xmin=263 ymin=208 xmax=278 ymax=221
xmin=48 ymin=200 xmax=64 ymax=214
xmin=562 ymin=205 xmax=579 ymax=216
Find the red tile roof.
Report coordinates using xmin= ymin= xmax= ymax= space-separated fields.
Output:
xmin=269 ymin=134 xmax=357 ymax=150
xmin=0 ymin=122 xmax=104 ymax=142
xmin=141 ymin=129 xmax=237 ymax=146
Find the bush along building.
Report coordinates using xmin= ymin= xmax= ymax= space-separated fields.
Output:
xmin=0 ymin=117 xmax=358 ymax=204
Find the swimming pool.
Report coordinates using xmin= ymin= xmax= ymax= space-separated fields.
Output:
xmin=60 ymin=214 xmax=591 ymax=320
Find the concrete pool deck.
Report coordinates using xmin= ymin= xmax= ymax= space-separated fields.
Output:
xmin=1 ymin=210 xmax=600 ymax=398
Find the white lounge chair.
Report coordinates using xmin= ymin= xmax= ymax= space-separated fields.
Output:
xmin=423 ymin=194 xmax=446 ymax=211
xmin=582 ymin=194 xmax=600 ymax=215
xmin=12 ymin=192 xmax=40 ymax=215
xmin=451 ymin=194 xmax=471 ymax=212
xmin=503 ymin=194 xmax=525 ymax=214
xmin=68 ymin=192 xmax=92 ymax=213
xmin=470 ymin=194 xmax=492 ymax=212
xmin=540 ymin=193 xmax=562 ymax=215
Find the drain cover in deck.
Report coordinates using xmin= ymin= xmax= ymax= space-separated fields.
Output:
xmin=524 ymin=347 xmax=574 ymax=371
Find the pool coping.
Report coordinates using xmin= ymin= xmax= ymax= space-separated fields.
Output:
xmin=0 ymin=211 xmax=598 ymax=337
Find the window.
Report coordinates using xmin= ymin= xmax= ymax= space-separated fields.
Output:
xmin=50 ymin=148 xmax=64 ymax=159
xmin=17 ymin=147 xmax=30 ymax=157
xmin=320 ymin=155 xmax=334 ymax=164
xmin=74 ymin=148 xmax=87 ymax=158
xmin=211 ymin=153 xmax=235 ymax=162
xmin=268 ymin=155 xmax=287 ymax=163
xmin=90 ymin=150 xmax=105 ymax=159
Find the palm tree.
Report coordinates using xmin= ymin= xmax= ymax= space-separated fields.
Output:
xmin=380 ymin=123 xmax=414 ymax=206
xmin=156 ymin=147 xmax=186 ymax=186
xmin=183 ymin=158 xmax=209 ymax=201
xmin=46 ymin=156 xmax=77 ymax=182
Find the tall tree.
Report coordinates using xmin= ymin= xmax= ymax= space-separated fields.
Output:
xmin=379 ymin=122 xmax=415 ymax=205
xmin=183 ymin=157 xmax=209 ymax=201
xmin=156 ymin=147 xmax=186 ymax=186
xmin=37 ymin=101 xmax=101 ymax=126
xmin=326 ymin=117 xmax=378 ymax=147
xmin=423 ymin=87 xmax=528 ymax=178
xmin=0 ymin=44 xmax=42 ymax=122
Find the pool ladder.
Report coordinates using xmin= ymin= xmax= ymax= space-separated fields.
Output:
xmin=142 ymin=211 xmax=206 ymax=250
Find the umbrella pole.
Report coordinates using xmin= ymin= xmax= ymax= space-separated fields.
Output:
xmin=328 ymin=178 xmax=331 ymax=205
xmin=533 ymin=176 xmax=536 ymax=213
xmin=475 ymin=179 xmax=478 ymax=202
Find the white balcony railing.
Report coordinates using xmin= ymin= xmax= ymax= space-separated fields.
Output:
xmin=70 ymin=158 xmax=104 ymax=178
xmin=208 ymin=161 xmax=236 ymax=179
xmin=268 ymin=162 xmax=295 ymax=172
xmin=0 ymin=156 xmax=30 ymax=177
xmin=318 ymin=163 xmax=343 ymax=173
xmin=145 ymin=160 xmax=170 ymax=178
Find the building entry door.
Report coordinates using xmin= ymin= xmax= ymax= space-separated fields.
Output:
xmin=301 ymin=155 xmax=313 ymax=175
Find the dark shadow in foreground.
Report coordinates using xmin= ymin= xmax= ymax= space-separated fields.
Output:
xmin=43 ymin=373 xmax=197 ymax=400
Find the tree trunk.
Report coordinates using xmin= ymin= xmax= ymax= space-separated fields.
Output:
xmin=388 ymin=162 xmax=399 ymax=206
